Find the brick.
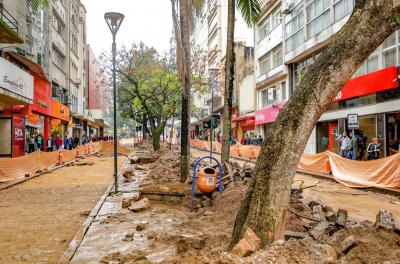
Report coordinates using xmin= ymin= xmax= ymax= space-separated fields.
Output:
xmin=375 ymin=210 xmax=395 ymax=229
xmin=128 ymin=198 xmax=150 ymax=212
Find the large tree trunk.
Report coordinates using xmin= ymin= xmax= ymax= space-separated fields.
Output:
xmin=221 ymin=0 xmax=236 ymax=169
xmin=178 ymin=0 xmax=192 ymax=182
xmin=230 ymin=0 xmax=400 ymax=249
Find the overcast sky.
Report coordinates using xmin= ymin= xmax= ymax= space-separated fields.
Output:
xmin=81 ymin=0 xmax=173 ymax=58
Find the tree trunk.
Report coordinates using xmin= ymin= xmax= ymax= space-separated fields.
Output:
xmin=170 ymin=112 xmax=176 ymax=149
xmin=221 ymin=0 xmax=235 ymax=169
xmin=230 ymin=0 xmax=400 ymax=249
xmin=178 ymin=0 xmax=191 ymax=182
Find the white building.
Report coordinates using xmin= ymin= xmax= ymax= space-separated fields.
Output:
xmin=253 ymin=0 xmax=289 ymax=139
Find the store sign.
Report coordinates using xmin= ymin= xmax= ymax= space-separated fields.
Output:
xmin=347 ymin=114 xmax=359 ymax=129
xmin=255 ymin=102 xmax=285 ymax=125
xmin=334 ymin=66 xmax=398 ymax=102
xmin=50 ymin=98 xmax=70 ymax=122
xmin=12 ymin=115 xmax=25 ymax=157
xmin=0 ymin=57 xmax=34 ymax=100
xmin=31 ymin=76 xmax=51 ymax=116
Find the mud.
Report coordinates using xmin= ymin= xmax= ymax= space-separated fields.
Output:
xmin=0 ymin=156 xmax=124 ymax=264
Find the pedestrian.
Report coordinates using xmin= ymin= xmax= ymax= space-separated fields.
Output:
xmin=36 ymin=133 xmax=44 ymax=151
xmin=367 ymin=138 xmax=381 ymax=160
xmin=82 ymin=134 xmax=88 ymax=145
xmin=258 ymin=135 xmax=263 ymax=145
xmin=356 ymin=131 xmax=367 ymax=160
xmin=74 ymin=136 xmax=79 ymax=148
xmin=68 ymin=137 xmax=73 ymax=150
xmin=338 ymin=132 xmax=351 ymax=158
xmin=28 ymin=136 xmax=35 ymax=153
xmin=63 ymin=136 xmax=69 ymax=150
xmin=54 ymin=135 xmax=63 ymax=150
xmin=47 ymin=136 xmax=53 ymax=152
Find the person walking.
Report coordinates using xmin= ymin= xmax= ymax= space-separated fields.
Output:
xmin=338 ymin=132 xmax=351 ymax=158
xmin=28 ymin=135 xmax=35 ymax=153
xmin=367 ymin=138 xmax=381 ymax=160
xmin=63 ymin=136 xmax=70 ymax=150
xmin=36 ymin=133 xmax=44 ymax=151
xmin=47 ymin=136 xmax=53 ymax=152
xmin=54 ymin=135 xmax=63 ymax=150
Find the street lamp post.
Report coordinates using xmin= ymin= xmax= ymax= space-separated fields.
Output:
xmin=208 ymin=66 xmax=218 ymax=162
xmin=105 ymin=12 xmax=124 ymax=194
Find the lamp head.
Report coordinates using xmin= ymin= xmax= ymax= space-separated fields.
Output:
xmin=104 ymin=12 xmax=124 ymax=35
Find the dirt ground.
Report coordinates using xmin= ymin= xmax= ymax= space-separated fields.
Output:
xmin=0 ymin=155 xmax=124 ymax=264
xmin=73 ymin=146 xmax=400 ymax=264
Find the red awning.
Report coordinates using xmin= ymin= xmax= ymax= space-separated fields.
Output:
xmin=334 ymin=66 xmax=398 ymax=102
xmin=233 ymin=114 xmax=255 ymax=122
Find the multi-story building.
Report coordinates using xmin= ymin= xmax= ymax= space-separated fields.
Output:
xmin=253 ymin=0 xmax=400 ymax=158
xmin=86 ymin=45 xmax=110 ymax=139
xmin=190 ymin=0 xmax=254 ymax=141
xmin=253 ymin=0 xmax=288 ymax=139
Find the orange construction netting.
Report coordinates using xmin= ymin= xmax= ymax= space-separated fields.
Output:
xmin=0 ymin=141 xmax=119 ymax=183
xmin=190 ymin=139 xmax=400 ymax=189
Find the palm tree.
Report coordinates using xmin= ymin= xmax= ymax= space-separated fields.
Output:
xmin=171 ymin=0 xmax=260 ymax=182
xmin=27 ymin=0 xmax=49 ymax=12
xmin=221 ymin=0 xmax=261 ymax=170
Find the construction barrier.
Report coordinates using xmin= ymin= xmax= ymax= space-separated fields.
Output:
xmin=0 ymin=141 xmax=108 ymax=183
xmin=191 ymin=139 xmax=400 ymax=189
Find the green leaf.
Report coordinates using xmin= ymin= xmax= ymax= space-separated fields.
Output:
xmin=237 ymin=0 xmax=261 ymax=26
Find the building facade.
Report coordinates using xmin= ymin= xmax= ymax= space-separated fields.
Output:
xmin=253 ymin=0 xmax=400 ymax=158
xmin=190 ymin=0 xmax=255 ymax=142
xmin=253 ymin=0 xmax=288 ymax=140
xmin=0 ymin=0 xmax=103 ymax=157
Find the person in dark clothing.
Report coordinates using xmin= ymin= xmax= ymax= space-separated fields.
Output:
xmin=74 ymin=137 xmax=79 ymax=148
xmin=367 ymin=138 xmax=381 ymax=160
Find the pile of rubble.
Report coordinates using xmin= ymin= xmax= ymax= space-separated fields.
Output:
xmin=113 ymin=147 xmax=400 ymax=263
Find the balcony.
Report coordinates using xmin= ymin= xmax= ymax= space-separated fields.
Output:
xmin=53 ymin=0 xmax=66 ymax=24
xmin=51 ymin=30 xmax=66 ymax=56
xmin=207 ymin=95 xmax=223 ymax=112
xmin=0 ymin=6 xmax=23 ymax=44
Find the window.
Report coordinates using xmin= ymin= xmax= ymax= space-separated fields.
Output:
xmin=53 ymin=15 xmax=63 ymax=35
xmin=71 ymin=33 xmax=78 ymax=55
xmin=259 ymin=54 xmax=270 ymax=76
xmin=306 ymin=0 xmax=331 ymax=39
xmin=52 ymin=49 xmax=64 ymax=69
xmin=334 ymin=0 xmax=354 ymax=22
xmin=260 ymin=82 xmax=286 ymax=107
xmin=366 ymin=52 xmax=379 ymax=73
xmin=272 ymin=46 xmax=283 ymax=69
xmin=257 ymin=4 xmax=281 ymax=41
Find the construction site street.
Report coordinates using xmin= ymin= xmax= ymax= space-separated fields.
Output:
xmin=190 ymin=148 xmax=400 ymax=223
xmin=0 ymin=155 xmax=124 ymax=264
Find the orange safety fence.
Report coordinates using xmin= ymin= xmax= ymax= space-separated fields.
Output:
xmin=190 ymin=140 xmax=400 ymax=189
xmin=0 ymin=152 xmax=40 ymax=182
xmin=0 ymin=142 xmax=113 ymax=184
xmin=328 ymin=152 xmax=400 ymax=189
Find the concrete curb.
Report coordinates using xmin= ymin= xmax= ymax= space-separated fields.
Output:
xmin=58 ymin=155 xmax=130 ymax=264
xmin=0 ymin=151 xmax=99 ymax=192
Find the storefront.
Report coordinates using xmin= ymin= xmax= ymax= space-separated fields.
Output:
xmin=0 ymin=57 xmax=34 ymax=157
xmin=255 ymin=102 xmax=286 ymax=138
xmin=50 ymin=99 xmax=70 ymax=138
xmin=314 ymin=66 xmax=399 ymax=158
xmin=233 ymin=114 xmax=255 ymax=143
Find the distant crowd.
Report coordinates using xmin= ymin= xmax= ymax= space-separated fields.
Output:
xmin=26 ymin=133 xmax=112 ymax=153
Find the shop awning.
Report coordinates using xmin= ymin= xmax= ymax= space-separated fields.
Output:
xmin=6 ymin=52 xmax=49 ymax=82
xmin=233 ymin=113 xmax=255 ymax=122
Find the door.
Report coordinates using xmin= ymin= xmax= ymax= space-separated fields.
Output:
xmin=329 ymin=122 xmax=339 ymax=153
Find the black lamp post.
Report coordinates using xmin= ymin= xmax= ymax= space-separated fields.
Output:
xmin=104 ymin=12 xmax=124 ymax=194
xmin=208 ymin=65 xmax=218 ymax=162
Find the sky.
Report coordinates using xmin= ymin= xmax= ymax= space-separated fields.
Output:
xmin=81 ymin=0 xmax=173 ymax=58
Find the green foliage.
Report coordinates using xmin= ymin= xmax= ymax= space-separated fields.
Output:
xmin=237 ymin=0 xmax=262 ymax=26
xmin=27 ymin=0 xmax=49 ymax=12
xmin=116 ymin=43 xmax=182 ymax=131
